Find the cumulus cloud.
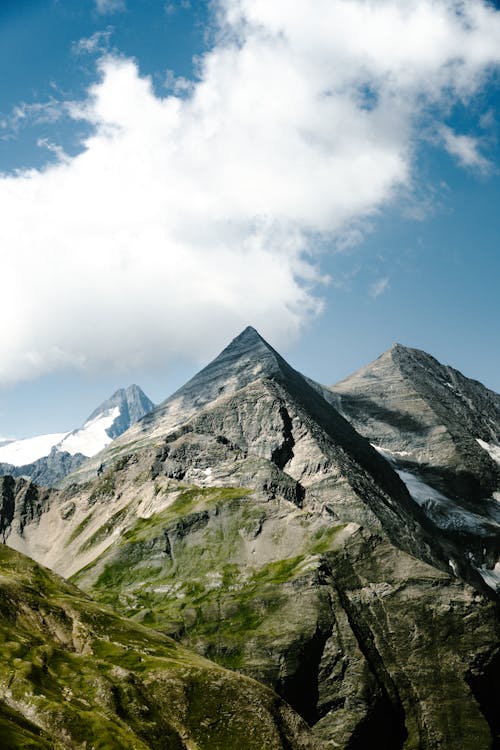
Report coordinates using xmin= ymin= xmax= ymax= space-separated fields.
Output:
xmin=1 ymin=0 xmax=500 ymax=383
xmin=440 ymin=125 xmax=492 ymax=173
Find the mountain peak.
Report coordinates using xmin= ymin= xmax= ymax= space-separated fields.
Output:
xmin=157 ymin=327 xmax=285 ymax=411
xmin=237 ymin=324 xmax=261 ymax=339
xmin=217 ymin=326 xmax=282 ymax=368
xmin=86 ymin=384 xmax=154 ymax=426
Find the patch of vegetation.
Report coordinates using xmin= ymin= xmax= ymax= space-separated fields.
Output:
xmin=249 ymin=556 xmax=308 ymax=586
xmin=121 ymin=486 xmax=252 ymax=545
xmin=65 ymin=512 xmax=94 ymax=546
xmin=107 ymin=440 xmax=140 ymax=456
xmin=77 ymin=505 xmax=130 ymax=553
xmin=0 ymin=544 xmax=311 ymax=750
xmin=309 ymin=523 xmax=347 ymax=553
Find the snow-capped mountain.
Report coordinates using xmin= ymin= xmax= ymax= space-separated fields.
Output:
xmin=58 ymin=384 xmax=155 ymax=457
xmin=0 ymin=431 xmax=71 ymax=466
xmin=0 ymin=385 xmax=154 ymax=485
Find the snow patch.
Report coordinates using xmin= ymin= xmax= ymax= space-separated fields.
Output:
xmin=396 ymin=469 xmax=499 ymax=536
xmin=396 ymin=470 xmax=447 ymax=505
xmin=477 ymin=562 xmax=500 ymax=592
xmin=0 ymin=432 xmax=70 ymax=466
xmin=59 ymin=407 xmax=120 ymax=457
xmin=371 ymin=444 xmax=413 ymax=460
xmin=0 ymin=405 xmax=122 ymax=466
xmin=449 ymin=559 xmax=458 ymax=576
xmin=476 ymin=439 xmax=500 ymax=465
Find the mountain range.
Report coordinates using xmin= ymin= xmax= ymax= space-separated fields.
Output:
xmin=0 ymin=384 xmax=154 ymax=486
xmin=0 ymin=327 xmax=499 ymax=749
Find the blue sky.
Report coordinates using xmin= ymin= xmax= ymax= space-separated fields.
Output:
xmin=0 ymin=0 xmax=499 ymax=437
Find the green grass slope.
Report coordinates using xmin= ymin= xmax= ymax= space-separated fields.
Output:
xmin=0 ymin=544 xmax=318 ymax=750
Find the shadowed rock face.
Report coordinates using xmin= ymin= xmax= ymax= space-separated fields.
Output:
xmin=329 ymin=343 xmax=500 ymax=596
xmin=2 ymin=329 xmax=500 ymax=749
xmin=0 ymin=449 xmax=87 ymax=489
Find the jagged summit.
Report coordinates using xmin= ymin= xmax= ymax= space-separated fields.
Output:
xmin=85 ymin=384 xmax=155 ymax=438
xmin=0 ymin=384 xmax=155 ymax=486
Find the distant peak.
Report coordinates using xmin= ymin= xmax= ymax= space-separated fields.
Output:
xmin=220 ymin=326 xmax=282 ymax=364
xmin=85 ymin=384 xmax=154 ymax=425
xmin=233 ymin=325 xmax=265 ymax=343
xmin=387 ymin=342 xmax=410 ymax=354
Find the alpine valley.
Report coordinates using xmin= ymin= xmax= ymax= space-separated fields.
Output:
xmin=1 ymin=327 xmax=499 ymax=749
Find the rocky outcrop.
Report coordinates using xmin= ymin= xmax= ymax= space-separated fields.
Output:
xmin=0 ymin=448 xmax=87 ymax=488
xmin=0 ymin=475 xmax=53 ymax=541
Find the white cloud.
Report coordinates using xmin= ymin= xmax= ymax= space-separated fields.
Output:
xmin=165 ymin=0 xmax=191 ymax=14
xmin=370 ymin=277 xmax=390 ymax=299
xmin=440 ymin=125 xmax=492 ymax=173
xmin=1 ymin=0 xmax=500 ymax=384
xmin=73 ymin=30 xmax=113 ymax=56
xmin=95 ymin=0 xmax=126 ymax=15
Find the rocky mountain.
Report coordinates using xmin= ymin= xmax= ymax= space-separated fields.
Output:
xmin=329 ymin=343 xmax=500 ymax=594
xmin=0 ymin=384 xmax=154 ymax=486
xmin=0 ymin=542 xmax=316 ymax=749
xmin=2 ymin=328 xmax=500 ymax=749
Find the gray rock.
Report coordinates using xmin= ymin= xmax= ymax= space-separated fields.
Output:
xmin=330 ymin=343 xmax=500 ymax=595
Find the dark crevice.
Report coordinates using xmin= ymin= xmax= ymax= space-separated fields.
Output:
xmin=466 ymin=645 xmax=500 ymax=749
xmin=276 ymin=622 xmax=332 ymax=726
xmin=333 ymin=584 xmax=408 ymax=750
xmin=271 ymin=406 xmax=295 ymax=470
xmin=0 ymin=475 xmax=16 ymax=540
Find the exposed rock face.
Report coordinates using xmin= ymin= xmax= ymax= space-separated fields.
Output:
xmin=330 ymin=343 xmax=500 ymax=594
xmin=85 ymin=383 xmax=156 ymax=440
xmin=0 ymin=543 xmax=317 ymax=750
xmin=3 ymin=328 xmax=500 ymax=748
xmin=330 ymin=344 xmax=500 ymax=499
